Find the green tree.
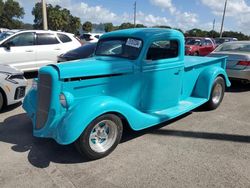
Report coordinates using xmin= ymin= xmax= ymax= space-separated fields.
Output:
xmin=32 ymin=3 xmax=80 ymax=34
xmin=118 ymin=22 xmax=134 ymax=30
xmin=0 ymin=0 xmax=24 ymax=29
xmin=104 ymin=23 xmax=114 ymax=32
xmin=153 ymin=25 xmax=171 ymax=29
xmin=82 ymin=21 xmax=92 ymax=32
xmin=135 ymin=24 xmax=146 ymax=28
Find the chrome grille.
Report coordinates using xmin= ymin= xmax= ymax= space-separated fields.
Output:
xmin=36 ymin=74 xmax=52 ymax=129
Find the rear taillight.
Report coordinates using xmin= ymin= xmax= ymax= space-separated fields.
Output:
xmin=237 ymin=61 xmax=250 ymax=66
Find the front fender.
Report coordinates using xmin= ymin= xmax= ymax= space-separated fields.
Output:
xmin=192 ymin=66 xmax=231 ymax=99
xmin=55 ymin=96 xmax=160 ymax=145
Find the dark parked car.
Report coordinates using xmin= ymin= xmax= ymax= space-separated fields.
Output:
xmin=58 ymin=43 xmax=97 ymax=62
xmin=215 ymin=37 xmax=238 ymax=46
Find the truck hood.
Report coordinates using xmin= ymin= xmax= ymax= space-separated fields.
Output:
xmin=53 ymin=56 xmax=135 ymax=79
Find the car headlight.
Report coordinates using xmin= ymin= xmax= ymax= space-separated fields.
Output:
xmin=5 ymin=73 xmax=24 ymax=84
xmin=59 ymin=92 xmax=74 ymax=109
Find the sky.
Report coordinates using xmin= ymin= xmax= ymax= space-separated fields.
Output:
xmin=15 ymin=0 xmax=250 ymax=34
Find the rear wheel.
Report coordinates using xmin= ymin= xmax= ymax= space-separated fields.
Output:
xmin=75 ymin=114 xmax=123 ymax=160
xmin=205 ymin=76 xmax=225 ymax=110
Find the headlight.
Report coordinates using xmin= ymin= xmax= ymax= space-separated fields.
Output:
xmin=5 ymin=74 xmax=24 ymax=84
xmin=59 ymin=92 xmax=74 ymax=109
xmin=60 ymin=93 xmax=67 ymax=108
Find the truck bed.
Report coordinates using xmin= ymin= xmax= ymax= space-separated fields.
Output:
xmin=184 ymin=56 xmax=226 ymax=68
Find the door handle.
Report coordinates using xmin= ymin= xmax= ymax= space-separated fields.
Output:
xmin=54 ymin=48 xmax=61 ymax=50
xmin=174 ymin=69 xmax=181 ymax=75
xmin=25 ymin=50 xmax=33 ymax=52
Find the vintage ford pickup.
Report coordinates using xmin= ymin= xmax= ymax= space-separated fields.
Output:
xmin=23 ymin=28 xmax=231 ymax=159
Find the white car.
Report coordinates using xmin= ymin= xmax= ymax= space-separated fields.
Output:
xmin=80 ymin=33 xmax=103 ymax=43
xmin=0 ymin=64 xmax=27 ymax=111
xmin=0 ymin=30 xmax=82 ymax=72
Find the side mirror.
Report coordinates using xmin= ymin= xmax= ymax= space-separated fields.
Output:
xmin=2 ymin=42 xmax=11 ymax=50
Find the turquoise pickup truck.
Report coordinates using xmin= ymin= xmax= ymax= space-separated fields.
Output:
xmin=23 ymin=28 xmax=230 ymax=159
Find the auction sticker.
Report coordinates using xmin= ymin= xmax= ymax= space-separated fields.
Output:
xmin=126 ymin=38 xmax=142 ymax=48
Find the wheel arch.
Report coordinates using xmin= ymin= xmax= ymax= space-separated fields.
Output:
xmin=192 ymin=66 xmax=230 ymax=99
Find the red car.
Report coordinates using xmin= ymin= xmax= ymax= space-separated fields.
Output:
xmin=185 ymin=37 xmax=216 ymax=56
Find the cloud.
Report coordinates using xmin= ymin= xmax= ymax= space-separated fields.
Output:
xmin=200 ymin=0 xmax=250 ymax=34
xmin=150 ymin=0 xmax=199 ymax=30
xmin=70 ymin=2 xmax=118 ymax=23
xmin=200 ymin=0 xmax=250 ymax=16
xmin=150 ymin=0 xmax=176 ymax=14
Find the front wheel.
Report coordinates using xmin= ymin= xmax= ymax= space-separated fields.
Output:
xmin=205 ymin=76 xmax=225 ymax=110
xmin=0 ymin=92 xmax=4 ymax=112
xmin=75 ymin=114 xmax=123 ymax=160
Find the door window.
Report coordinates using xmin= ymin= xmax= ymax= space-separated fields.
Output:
xmin=57 ymin=33 xmax=72 ymax=43
xmin=37 ymin=33 xmax=60 ymax=45
xmin=4 ymin=32 xmax=35 ymax=47
xmin=146 ymin=40 xmax=178 ymax=60
xmin=204 ymin=39 xmax=212 ymax=46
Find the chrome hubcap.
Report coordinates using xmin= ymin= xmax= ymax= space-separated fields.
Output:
xmin=89 ymin=120 xmax=118 ymax=153
xmin=212 ymin=83 xmax=223 ymax=104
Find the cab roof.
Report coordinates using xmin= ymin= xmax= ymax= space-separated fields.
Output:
xmin=100 ymin=28 xmax=183 ymax=42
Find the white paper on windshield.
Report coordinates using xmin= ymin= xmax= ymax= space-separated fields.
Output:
xmin=126 ymin=38 xmax=142 ymax=48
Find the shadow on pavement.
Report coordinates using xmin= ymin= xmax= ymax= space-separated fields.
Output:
xmin=121 ymin=112 xmax=192 ymax=143
xmin=0 ymin=102 xmax=22 ymax=113
xmin=0 ymin=113 xmax=87 ymax=168
xmin=149 ymin=129 xmax=250 ymax=143
xmin=226 ymin=80 xmax=250 ymax=93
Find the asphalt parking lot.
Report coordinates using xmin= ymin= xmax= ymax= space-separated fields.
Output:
xmin=0 ymin=78 xmax=249 ymax=188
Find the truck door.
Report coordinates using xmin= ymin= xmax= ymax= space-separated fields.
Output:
xmin=141 ymin=39 xmax=183 ymax=112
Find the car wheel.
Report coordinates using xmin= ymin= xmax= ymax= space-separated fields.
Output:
xmin=75 ymin=114 xmax=123 ymax=160
xmin=205 ymin=76 xmax=225 ymax=110
xmin=0 ymin=91 xmax=4 ymax=111
xmin=193 ymin=51 xmax=199 ymax=56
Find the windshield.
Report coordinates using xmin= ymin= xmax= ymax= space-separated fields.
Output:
xmin=0 ymin=32 xmax=12 ymax=41
xmin=186 ymin=38 xmax=201 ymax=45
xmin=215 ymin=43 xmax=250 ymax=53
xmin=95 ymin=37 xmax=143 ymax=60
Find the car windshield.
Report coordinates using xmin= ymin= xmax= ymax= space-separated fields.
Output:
xmin=95 ymin=37 xmax=143 ymax=60
xmin=215 ymin=43 xmax=250 ymax=53
xmin=186 ymin=38 xmax=201 ymax=45
xmin=69 ymin=43 xmax=96 ymax=57
xmin=0 ymin=32 xmax=12 ymax=41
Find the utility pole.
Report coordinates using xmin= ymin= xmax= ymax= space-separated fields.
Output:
xmin=220 ymin=0 xmax=228 ymax=38
xmin=134 ymin=1 xmax=136 ymax=27
xmin=213 ymin=19 xmax=215 ymax=31
xmin=212 ymin=19 xmax=215 ymax=38
xmin=42 ymin=0 xmax=48 ymax=30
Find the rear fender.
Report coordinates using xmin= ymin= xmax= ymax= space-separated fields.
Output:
xmin=192 ymin=66 xmax=231 ymax=99
xmin=55 ymin=96 xmax=160 ymax=145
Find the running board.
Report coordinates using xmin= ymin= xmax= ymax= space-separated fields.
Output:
xmin=150 ymin=97 xmax=208 ymax=120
